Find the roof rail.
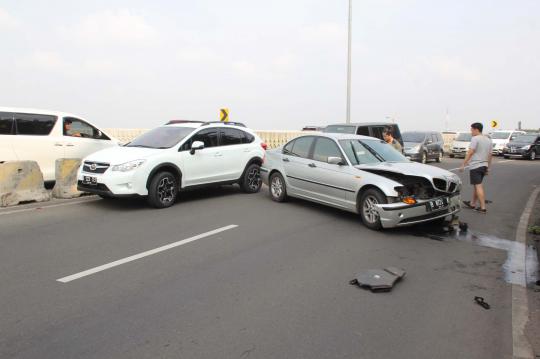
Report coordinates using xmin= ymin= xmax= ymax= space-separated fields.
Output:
xmin=165 ymin=120 xmax=204 ymax=125
xmin=201 ymin=121 xmax=246 ymax=127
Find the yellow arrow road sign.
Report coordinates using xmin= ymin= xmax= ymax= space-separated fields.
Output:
xmin=220 ymin=108 xmax=229 ymax=122
xmin=490 ymin=120 xmax=498 ymax=128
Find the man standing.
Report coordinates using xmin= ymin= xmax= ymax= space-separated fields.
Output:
xmin=460 ymin=122 xmax=492 ymax=213
xmin=383 ymin=127 xmax=403 ymax=153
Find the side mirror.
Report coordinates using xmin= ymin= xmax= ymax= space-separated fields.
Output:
xmin=328 ymin=156 xmax=344 ymax=165
xmin=190 ymin=141 xmax=205 ymax=155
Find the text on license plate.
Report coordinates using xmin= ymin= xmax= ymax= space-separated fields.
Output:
xmin=426 ymin=197 xmax=449 ymax=212
xmin=83 ymin=176 xmax=97 ymax=185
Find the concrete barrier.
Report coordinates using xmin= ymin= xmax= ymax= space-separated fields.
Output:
xmin=52 ymin=159 xmax=83 ymax=199
xmin=0 ymin=161 xmax=51 ymax=207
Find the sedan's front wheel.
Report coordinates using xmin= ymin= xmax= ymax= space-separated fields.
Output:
xmin=269 ymin=172 xmax=288 ymax=202
xmin=147 ymin=172 xmax=178 ymax=208
xmin=359 ymin=188 xmax=387 ymax=230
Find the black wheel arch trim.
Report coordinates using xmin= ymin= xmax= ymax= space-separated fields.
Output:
xmin=146 ymin=163 xmax=183 ymax=189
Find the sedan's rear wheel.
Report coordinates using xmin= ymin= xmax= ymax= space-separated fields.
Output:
xmin=269 ymin=172 xmax=288 ymax=202
xmin=359 ymin=188 xmax=387 ymax=230
xmin=147 ymin=172 xmax=178 ymax=208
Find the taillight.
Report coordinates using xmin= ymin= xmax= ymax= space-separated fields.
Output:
xmin=261 ymin=142 xmax=268 ymax=150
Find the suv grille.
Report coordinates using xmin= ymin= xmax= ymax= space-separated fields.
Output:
xmin=83 ymin=161 xmax=110 ymax=174
xmin=433 ymin=178 xmax=447 ymax=191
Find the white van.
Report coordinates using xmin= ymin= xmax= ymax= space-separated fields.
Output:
xmin=0 ymin=107 xmax=118 ymax=181
xmin=490 ymin=130 xmax=526 ymax=155
xmin=449 ymin=132 xmax=472 ymax=158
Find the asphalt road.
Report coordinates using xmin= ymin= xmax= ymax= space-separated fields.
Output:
xmin=0 ymin=157 xmax=538 ymax=359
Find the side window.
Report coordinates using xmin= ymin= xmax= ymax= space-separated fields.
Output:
xmin=64 ymin=117 xmax=109 ymax=140
xmin=243 ymin=131 xmax=255 ymax=144
xmin=0 ymin=112 xmax=14 ymax=135
xmin=182 ymin=129 xmax=219 ymax=150
xmin=312 ymin=138 xmax=343 ymax=163
xmin=220 ymin=128 xmax=244 ymax=146
xmin=357 ymin=126 xmax=370 ymax=136
xmin=370 ymin=126 xmax=385 ymax=140
xmin=283 ymin=140 xmax=294 ymax=154
xmin=290 ymin=136 xmax=314 ymax=158
xmin=15 ymin=113 xmax=57 ymax=136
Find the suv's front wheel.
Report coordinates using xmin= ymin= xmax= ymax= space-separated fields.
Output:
xmin=240 ymin=163 xmax=262 ymax=193
xmin=147 ymin=172 xmax=178 ymax=208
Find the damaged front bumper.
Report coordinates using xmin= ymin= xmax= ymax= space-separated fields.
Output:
xmin=375 ymin=194 xmax=461 ymax=228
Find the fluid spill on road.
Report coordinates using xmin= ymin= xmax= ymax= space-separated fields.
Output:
xmin=408 ymin=223 xmax=539 ymax=287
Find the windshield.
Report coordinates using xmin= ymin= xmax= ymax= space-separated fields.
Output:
xmin=323 ymin=125 xmax=356 ymax=134
xmin=513 ymin=135 xmax=537 ymax=142
xmin=339 ymin=139 xmax=408 ymax=165
xmin=491 ymin=132 xmax=510 ymax=139
xmin=126 ymin=126 xmax=195 ymax=149
xmin=402 ymin=132 xmax=426 ymax=143
xmin=455 ymin=133 xmax=472 ymax=141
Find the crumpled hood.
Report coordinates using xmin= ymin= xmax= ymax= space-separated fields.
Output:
xmin=354 ymin=161 xmax=460 ymax=182
xmin=83 ymin=146 xmax=163 ymax=165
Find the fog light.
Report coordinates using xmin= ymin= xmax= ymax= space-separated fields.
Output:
xmin=402 ymin=196 xmax=416 ymax=205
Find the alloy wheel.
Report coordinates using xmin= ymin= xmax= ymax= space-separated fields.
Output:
xmin=363 ymin=195 xmax=380 ymax=224
xmin=157 ymin=177 xmax=176 ymax=204
xmin=247 ymin=167 xmax=261 ymax=191
xmin=271 ymin=176 xmax=283 ymax=198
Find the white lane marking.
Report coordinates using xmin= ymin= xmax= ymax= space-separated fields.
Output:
xmin=0 ymin=197 xmax=100 ymax=216
xmin=56 ymin=225 xmax=239 ymax=283
xmin=512 ymin=185 xmax=539 ymax=359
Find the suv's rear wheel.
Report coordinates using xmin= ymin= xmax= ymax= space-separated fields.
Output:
xmin=240 ymin=163 xmax=262 ymax=193
xmin=359 ymin=188 xmax=387 ymax=230
xmin=147 ymin=172 xmax=178 ymax=208
xmin=269 ymin=172 xmax=288 ymax=202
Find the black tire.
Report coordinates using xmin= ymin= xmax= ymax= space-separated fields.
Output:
xmin=147 ymin=171 xmax=178 ymax=208
xmin=436 ymin=151 xmax=443 ymax=163
xmin=449 ymin=154 xmax=455 ymax=158
xmin=359 ymin=188 xmax=387 ymax=230
xmin=530 ymin=151 xmax=537 ymax=160
xmin=239 ymin=163 xmax=262 ymax=193
xmin=421 ymin=152 xmax=427 ymax=164
xmin=269 ymin=172 xmax=288 ymax=202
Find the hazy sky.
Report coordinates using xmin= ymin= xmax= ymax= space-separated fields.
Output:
xmin=1 ymin=0 xmax=539 ymax=131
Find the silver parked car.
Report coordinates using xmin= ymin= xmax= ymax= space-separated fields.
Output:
xmin=260 ymin=133 xmax=462 ymax=230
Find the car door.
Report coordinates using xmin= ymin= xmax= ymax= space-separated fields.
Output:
xmin=179 ymin=128 xmax=225 ymax=186
xmin=303 ymin=137 xmax=354 ymax=208
xmin=0 ymin=112 xmax=17 ymax=162
xmin=281 ymin=136 xmax=316 ymax=197
xmin=62 ymin=117 xmax=115 ymax=160
xmin=218 ymin=128 xmax=251 ymax=180
xmin=12 ymin=112 xmax=64 ymax=181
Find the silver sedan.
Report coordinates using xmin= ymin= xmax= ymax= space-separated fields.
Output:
xmin=260 ymin=133 xmax=461 ymax=230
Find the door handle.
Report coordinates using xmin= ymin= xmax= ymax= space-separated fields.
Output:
xmin=282 ymin=157 xmax=290 ymax=162
xmin=66 ymin=143 xmax=75 ymax=147
xmin=54 ymin=143 xmax=63 ymax=147
xmin=214 ymin=153 xmax=223 ymax=157
xmin=243 ymin=149 xmax=250 ymax=152
xmin=308 ymin=163 xmax=317 ymax=168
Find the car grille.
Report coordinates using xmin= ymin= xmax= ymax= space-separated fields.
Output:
xmin=448 ymin=182 xmax=457 ymax=192
xmin=433 ymin=178 xmax=447 ymax=191
xmin=83 ymin=161 xmax=110 ymax=174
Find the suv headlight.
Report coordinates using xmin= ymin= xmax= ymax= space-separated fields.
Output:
xmin=112 ymin=159 xmax=146 ymax=172
xmin=521 ymin=145 xmax=530 ymax=150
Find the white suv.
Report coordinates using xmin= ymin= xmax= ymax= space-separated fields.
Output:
xmin=77 ymin=121 xmax=266 ymax=208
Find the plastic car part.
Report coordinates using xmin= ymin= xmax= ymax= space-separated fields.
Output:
xmin=349 ymin=267 xmax=406 ymax=292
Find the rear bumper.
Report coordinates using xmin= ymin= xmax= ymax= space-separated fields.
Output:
xmin=260 ymin=167 xmax=270 ymax=185
xmin=375 ymin=194 xmax=461 ymax=228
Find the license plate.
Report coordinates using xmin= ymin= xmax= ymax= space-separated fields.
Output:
xmin=426 ymin=197 xmax=449 ymax=212
xmin=510 ymin=148 xmax=516 ymax=153
xmin=83 ymin=175 xmax=98 ymax=185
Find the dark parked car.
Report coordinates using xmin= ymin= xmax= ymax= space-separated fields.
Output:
xmin=402 ymin=131 xmax=445 ymax=163
xmin=323 ymin=122 xmax=403 ymax=148
xmin=503 ymin=133 xmax=540 ymax=160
